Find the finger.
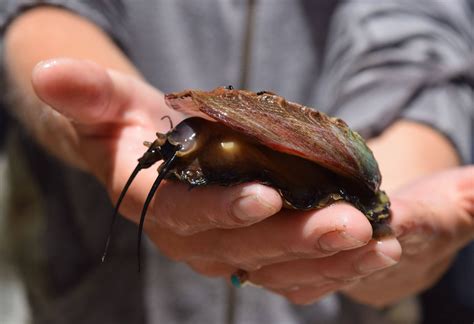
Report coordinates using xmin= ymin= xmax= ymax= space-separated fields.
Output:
xmin=32 ymin=58 xmax=178 ymax=129
xmin=390 ymin=174 xmax=474 ymax=259
xmin=247 ymin=238 xmax=401 ymax=290
xmin=32 ymin=58 xmax=127 ymax=125
xmin=145 ymin=202 xmax=373 ymax=270
xmin=343 ymin=254 xmax=453 ymax=307
xmin=392 ymin=166 xmax=474 ymax=242
xmin=143 ymin=182 xmax=283 ymax=234
xmin=31 ymin=58 xmax=182 ymax=183
xmin=386 ymin=198 xmax=436 ymax=255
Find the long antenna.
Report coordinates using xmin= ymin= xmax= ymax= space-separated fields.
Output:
xmin=102 ymin=164 xmax=143 ymax=262
xmin=137 ymin=152 xmax=178 ymax=272
xmin=102 ymin=143 xmax=163 ymax=262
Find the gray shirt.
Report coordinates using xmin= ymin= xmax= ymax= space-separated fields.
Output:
xmin=0 ymin=1 xmax=472 ymax=323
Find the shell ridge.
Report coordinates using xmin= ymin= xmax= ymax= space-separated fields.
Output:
xmin=166 ymin=87 xmax=380 ymax=192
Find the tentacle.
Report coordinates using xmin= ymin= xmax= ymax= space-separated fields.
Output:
xmin=161 ymin=115 xmax=174 ymax=129
xmin=102 ymin=164 xmax=142 ymax=262
xmin=137 ymin=152 xmax=178 ymax=272
xmin=102 ymin=145 xmax=163 ymax=262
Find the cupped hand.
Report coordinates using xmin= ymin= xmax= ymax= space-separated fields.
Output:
xmin=32 ymin=59 xmax=383 ymax=275
xmin=343 ymin=166 xmax=474 ymax=307
xmin=227 ymin=167 xmax=473 ymax=306
xmin=32 ymin=58 xmax=281 ymax=226
xmin=201 ymin=167 xmax=473 ymax=306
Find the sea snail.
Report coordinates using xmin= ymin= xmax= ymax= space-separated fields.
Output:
xmin=102 ymin=87 xmax=391 ymax=268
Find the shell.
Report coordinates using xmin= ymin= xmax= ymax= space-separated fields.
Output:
xmin=165 ymin=87 xmax=381 ymax=193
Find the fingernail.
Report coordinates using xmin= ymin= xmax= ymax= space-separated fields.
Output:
xmin=230 ymin=269 xmax=249 ymax=288
xmin=34 ymin=58 xmax=75 ymax=73
xmin=355 ymin=251 xmax=398 ymax=274
xmin=36 ymin=59 xmax=58 ymax=70
xmin=318 ymin=231 xmax=366 ymax=252
xmin=32 ymin=59 xmax=60 ymax=84
xmin=231 ymin=191 xmax=279 ymax=222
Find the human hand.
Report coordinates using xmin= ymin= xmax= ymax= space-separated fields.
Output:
xmin=32 ymin=58 xmax=284 ymax=229
xmin=200 ymin=208 xmax=401 ymax=304
xmin=343 ymin=166 xmax=474 ymax=307
xmin=33 ymin=59 xmax=395 ymax=286
xmin=206 ymin=167 xmax=473 ymax=306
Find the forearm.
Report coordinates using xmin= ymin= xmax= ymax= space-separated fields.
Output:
xmin=368 ymin=120 xmax=460 ymax=193
xmin=3 ymin=6 xmax=140 ymax=167
xmin=322 ymin=0 xmax=470 ymax=192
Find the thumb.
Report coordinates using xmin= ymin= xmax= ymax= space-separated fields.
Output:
xmin=31 ymin=58 xmax=131 ymax=125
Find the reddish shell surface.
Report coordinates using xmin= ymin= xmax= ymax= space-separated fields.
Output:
xmin=165 ymin=87 xmax=381 ymax=193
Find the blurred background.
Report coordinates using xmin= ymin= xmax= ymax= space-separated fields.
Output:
xmin=0 ymin=1 xmax=473 ymax=324
xmin=0 ymin=106 xmax=32 ymax=324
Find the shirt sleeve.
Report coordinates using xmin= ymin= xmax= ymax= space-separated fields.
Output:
xmin=0 ymin=0 xmax=130 ymax=53
xmin=318 ymin=0 xmax=473 ymax=163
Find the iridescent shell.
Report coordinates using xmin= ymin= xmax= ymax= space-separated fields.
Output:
xmin=166 ymin=87 xmax=382 ymax=192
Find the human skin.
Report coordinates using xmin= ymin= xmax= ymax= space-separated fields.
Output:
xmin=4 ymin=6 xmax=472 ymax=307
